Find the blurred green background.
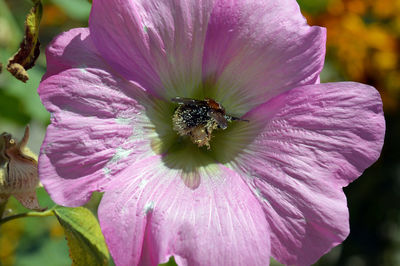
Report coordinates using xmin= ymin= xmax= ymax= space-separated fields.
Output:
xmin=0 ymin=0 xmax=399 ymax=265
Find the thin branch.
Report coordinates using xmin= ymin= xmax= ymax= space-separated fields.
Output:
xmin=0 ymin=208 xmax=54 ymax=225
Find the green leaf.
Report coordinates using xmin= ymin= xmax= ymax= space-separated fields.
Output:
xmin=159 ymin=256 xmax=178 ymax=266
xmin=53 ymin=206 xmax=110 ymax=266
xmin=6 ymin=0 xmax=42 ymax=82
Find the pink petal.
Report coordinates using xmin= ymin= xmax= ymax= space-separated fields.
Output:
xmin=44 ymin=28 xmax=99 ymax=76
xmin=89 ymin=0 xmax=214 ymax=98
xmin=99 ymin=155 xmax=271 ymax=266
xmin=38 ymin=28 xmax=153 ymax=207
xmin=89 ymin=0 xmax=324 ymax=107
xmin=202 ymin=0 xmax=326 ymax=113
xmin=233 ymin=82 xmax=385 ymax=265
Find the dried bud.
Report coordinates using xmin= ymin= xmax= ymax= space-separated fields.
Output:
xmin=6 ymin=0 xmax=42 ymax=82
xmin=0 ymin=126 xmax=42 ymax=210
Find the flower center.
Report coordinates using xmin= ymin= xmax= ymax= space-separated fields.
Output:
xmin=171 ymin=97 xmax=244 ymax=149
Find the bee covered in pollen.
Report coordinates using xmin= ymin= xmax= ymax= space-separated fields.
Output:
xmin=171 ymin=97 xmax=247 ymax=149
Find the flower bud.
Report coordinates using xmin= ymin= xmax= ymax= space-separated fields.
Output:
xmin=0 ymin=126 xmax=42 ymax=210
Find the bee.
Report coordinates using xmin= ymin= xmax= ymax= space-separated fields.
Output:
xmin=171 ymin=97 xmax=247 ymax=149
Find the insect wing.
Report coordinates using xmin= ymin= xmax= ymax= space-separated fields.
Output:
xmin=228 ymin=115 xmax=249 ymax=122
xmin=208 ymin=110 xmax=228 ymax=129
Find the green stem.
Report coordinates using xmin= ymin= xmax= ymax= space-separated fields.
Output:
xmin=0 ymin=208 xmax=54 ymax=225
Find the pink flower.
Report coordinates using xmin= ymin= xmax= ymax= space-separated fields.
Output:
xmin=38 ymin=0 xmax=385 ymax=265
